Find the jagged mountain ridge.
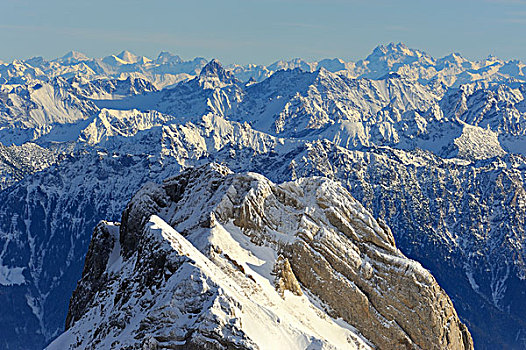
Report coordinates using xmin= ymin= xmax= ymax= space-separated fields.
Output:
xmin=47 ymin=164 xmax=472 ymax=349
xmin=0 ymin=45 xmax=525 ymax=349
xmin=2 ymin=59 xmax=525 ymax=160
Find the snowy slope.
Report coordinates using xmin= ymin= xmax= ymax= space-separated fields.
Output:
xmin=48 ymin=217 xmax=372 ymax=350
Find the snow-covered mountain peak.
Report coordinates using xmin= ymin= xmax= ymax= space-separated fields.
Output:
xmin=312 ymin=65 xmax=331 ymax=79
xmin=267 ymin=58 xmax=316 ymax=73
xmin=355 ymin=42 xmax=436 ymax=80
xmin=155 ymin=51 xmax=182 ymax=64
xmin=116 ymin=50 xmax=140 ymax=64
xmin=440 ymin=52 xmax=468 ymax=65
xmin=49 ymin=164 xmax=473 ymax=350
xmin=317 ymin=57 xmax=349 ymax=72
xmin=24 ymin=56 xmax=47 ymax=68
xmin=198 ymin=58 xmax=238 ymax=88
xmin=199 ymin=58 xmax=227 ymax=76
xmin=368 ymin=42 xmax=430 ymax=62
xmin=57 ymin=51 xmax=89 ymax=64
xmin=101 ymin=50 xmax=152 ymax=66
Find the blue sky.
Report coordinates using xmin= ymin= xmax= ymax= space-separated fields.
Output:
xmin=1 ymin=0 xmax=525 ymax=64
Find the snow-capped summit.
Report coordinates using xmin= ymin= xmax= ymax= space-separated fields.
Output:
xmin=24 ymin=56 xmax=48 ymax=68
xmin=57 ymin=51 xmax=90 ymax=64
xmin=48 ymin=164 xmax=473 ymax=350
xmin=355 ymin=42 xmax=435 ymax=79
xmin=155 ymin=51 xmax=183 ymax=64
xmin=101 ymin=50 xmax=151 ymax=66
xmin=366 ymin=42 xmax=432 ymax=64
xmin=267 ymin=58 xmax=316 ymax=72
xmin=440 ymin=52 xmax=467 ymax=65
xmin=198 ymin=58 xmax=238 ymax=88
xmin=116 ymin=50 xmax=140 ymax=64
xmin=317 ymin=57 xmax=348 ymax=72
xmin=199 ymin=58 xmax=228 ymax=77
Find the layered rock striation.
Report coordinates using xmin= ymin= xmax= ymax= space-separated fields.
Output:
xmin=50 ymin=164 xmax=473 ymax=350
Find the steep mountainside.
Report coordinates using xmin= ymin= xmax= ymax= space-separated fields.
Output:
xmin=290 ymin=142 xmax=526 ymax=348
xmin=48 ymin=164 xmax=473 ymax=350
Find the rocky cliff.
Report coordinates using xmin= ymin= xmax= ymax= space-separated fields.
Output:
xmin=49 ymin=164 xmax=473 ymax=350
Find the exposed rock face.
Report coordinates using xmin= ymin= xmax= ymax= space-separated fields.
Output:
xmin=64 ymin=221 xmax=118 ymax=330
xmin=272 ymin=255 xmax=303 ymax=297
xmin=50 ymin=164 xmax=473 ymax=350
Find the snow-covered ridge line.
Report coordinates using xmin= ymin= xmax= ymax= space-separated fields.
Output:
xmin=49 ymin=164 xmax=472 ymax=350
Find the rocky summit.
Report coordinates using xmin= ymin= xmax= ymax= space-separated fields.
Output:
xmin=48 ymin=164 xmax=472 ymax=350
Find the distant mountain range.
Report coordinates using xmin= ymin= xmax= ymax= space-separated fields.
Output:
xmin=2 ymin=42 xmax=526 ymax=89
xmin=0 ymin=43 xmax=525 ymax=349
